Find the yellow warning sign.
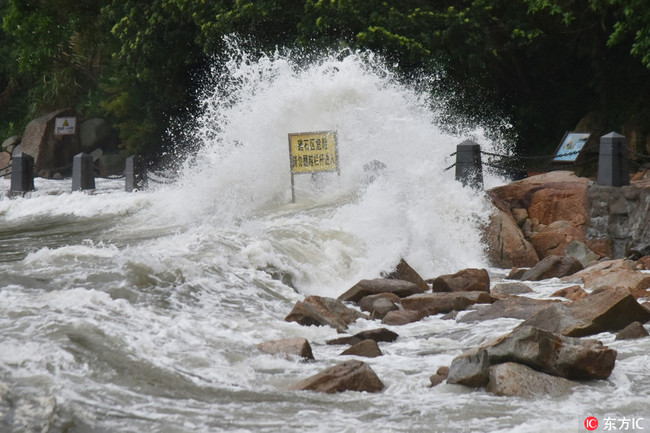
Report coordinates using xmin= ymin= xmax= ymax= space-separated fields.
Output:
xmin=288 ymin=131 xmax=339 ymax=174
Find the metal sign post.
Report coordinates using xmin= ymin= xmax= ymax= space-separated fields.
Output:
xmin=288 ymin=130 xmax=340 ymax=203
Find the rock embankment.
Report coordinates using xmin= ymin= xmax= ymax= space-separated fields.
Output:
xmin=260 ymin=171 xmax=650 ymax=396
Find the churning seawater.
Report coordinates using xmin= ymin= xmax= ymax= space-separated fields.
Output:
xmin=1 ymin=50 xmax=649 ymax=433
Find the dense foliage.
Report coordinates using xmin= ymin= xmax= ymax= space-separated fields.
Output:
xmin=1 ymin=0 xmax=649 ymax=157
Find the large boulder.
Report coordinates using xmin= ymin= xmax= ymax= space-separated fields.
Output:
xmin=285 ymin=296 xmax=365 ymax=332
xmin=486 ymin=325 xmax=616 ymax=380
xmin=486 ymin=362 xmax=575 ymax=397
xmin=20 ymin=108 xmax=82 ymax=177
xmin=564 ymin=259 xmax=650 ymax=298
xmin=381 ymin=258 xmax=429 ymax=292
xmin=288 ymin=360 xmax=385 ymax=393
xmin=257 ymin=338 xmax=314 ymax=360
xmin=338 ymin=279 xmax=426 ymax=303
xmin=400 ymin=291 xmax=492 ymax=316
xmin=519 ymin=287 xmax=650 ymax=337
xmin=487 ymin=171 xmax=589 ymax=259
xmin=520 ymin=255 xmax=584 ymax=281
xmin=430 ymin=268 xmax=490 ymax=293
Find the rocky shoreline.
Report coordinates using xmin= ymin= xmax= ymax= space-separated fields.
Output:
xmin=258 ymin=171 xmax=650 ymax=397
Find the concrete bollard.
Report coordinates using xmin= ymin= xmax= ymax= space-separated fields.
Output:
xmin=455 ymin=140 xmax=483 ymax=189
xmin=124 ymin=155 xmax=146 ymax=192
xmin=597 ymin=132 xmax=629 ymax=187
xmin=10 ymin=153 xmax=35 ymax=196
xmin=72 ymin=152 xmax=95 ymax=191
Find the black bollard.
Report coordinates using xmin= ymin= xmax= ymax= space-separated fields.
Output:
xmin=597 ymin=132 xmax=629 ymax=187
xmin=124 ymin=155 xmax=146 ymax=192
xmin=72 ymin=152 xmax=95 ymax=191
xmin=455 ymin=140 xmax=483 ymax=189
xmin=10 ymin=153 xmax=35 ymax=196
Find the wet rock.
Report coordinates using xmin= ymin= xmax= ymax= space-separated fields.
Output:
xmin=520 ymin=287 xmax=650 ymax=337
xmin=381 ymin=258 xmax=430 ymax=292
xmin=565 ymin=241 xmax=600 ymax=267
xmin=487 ymin=325 xmax=616 ymax=380
xmin=288 ymin=360 xmax=384 ymax=393
xmin=564 ymin=259 xmax=650 ymax=298
xmin=338 ymin=279 xmax=426 ymax=303
xmin=447 ymin=348 xmax=490 ymax=387
xmin=358 ymin=293 xmax=400 ymax=319
xmin=340 ymin=339 xmax=383 ymax=358
xmin=326 ymin=328 xmax=399 ymax=345
xmin=491 ymin=282 xmax=534 ymax=296
xmin=615 ymin=322 xmax=649 ymax=340
xmin=381 ymin=309 xmax=425 ymax=326
xmin=551 ymin=285 xmax=588 ymax=302
xmin=521 ymin=255 xmax=583 ymax=281
xmin=257 ymin=338 xmax=314 ymax=360
xmin=285 ymin=296 xmax=365 ymax=332
xmin=486 ymin=362 xmax=575 ymax=397
xmin=483 ymin=195 xmax=540 ymax=268
xmin=430 ymin=268 xmax=490 ymax=293
xmin=458 ymin=297 xmax=560 ymax=323
xmin=429 ymin=366 xmax=450 ymax=387
xmin=401 ymin=291 xmax=492 ymax=316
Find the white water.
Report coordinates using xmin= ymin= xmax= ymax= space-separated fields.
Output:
xmin=1 ymin=50 xmax=648 ymax=433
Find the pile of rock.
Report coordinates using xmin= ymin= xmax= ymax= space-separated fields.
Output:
xmin=257 ymin=171 xmax=650 ymax=396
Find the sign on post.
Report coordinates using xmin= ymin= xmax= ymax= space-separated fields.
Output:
xmin=552 ymin=131 xmax=591 ymax=163
xmin=54 ymin=117 xmax=76 ymax=135
xmin=288 ymin=130 xmax=339 ymax=202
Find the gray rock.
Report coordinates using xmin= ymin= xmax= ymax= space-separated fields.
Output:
xmin=615 ymin=321 xmax=649 ymax=340
xmin=520 ymin=286 xmax=650 ymax=337
xmin=487 ymin=325 xmax=616 ymax=380
xmin=447 ymin=348 xmax=490 ymax=387
xmin=565 ymin=241 xmax=600 ymax=267
xmin=521 ymin=255 xmax=584 ymax=281
xmin=486 ymin=362 xmax=575 ymax=397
